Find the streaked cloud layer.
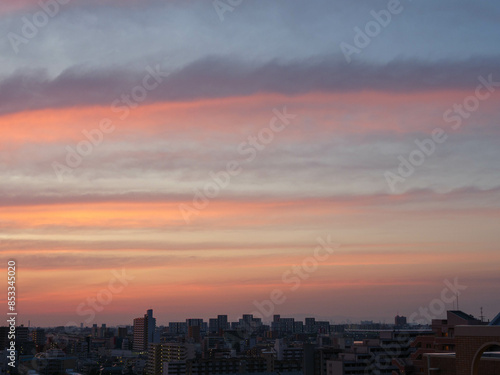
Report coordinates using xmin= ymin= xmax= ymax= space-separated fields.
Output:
xmin=1 ymin=0 xmax=499 ymax=325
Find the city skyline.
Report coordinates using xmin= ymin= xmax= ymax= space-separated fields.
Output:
xmin=3 ymin=308 xmax=499 ymax=375
xmin=1 ymin=1 xmax=500 ymax=328
xmin=15 ymin=303 xmax=499 ymax=329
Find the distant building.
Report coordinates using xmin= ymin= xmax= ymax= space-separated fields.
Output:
xmin=32 ymin=349 xmax=77 ymax=375
xmin=133 ymin=317 xmax=146 ymax=351
xmin=187 ymin=326 xmax=200 ymax=343
xmin=147 ymin=342 xmax=195 ymax=375
xmin=395 ymin=315 xmax=407 ymax=326
xmin=169 ymin=322 xmax=187 ymax=335
xmin=272 ymin=317 xmax=295 ymax=333
xmin=399 ymin=310 xmax=485 ymax=374
xmin=186 ymin=319 xmax=206 ymax=335
xmin=217 ymin=315 xmax=228 ymax=332
xmin=423 ymin=325 xmax=500 ymax=375
xmin=32 ymin=328 xmax=47 ymax=347
xmin=208 ymin=319 xmax=218 ymax=334
xmin=117 ymin=327 xmax=128 ymax=339
xmin=294 ymin=321 xmax=304 ymax=333
xmin=305 ymin=318 xmax=316 ymax=333
xmin=133 ymin=309 xmax=157 ymax=352
xmin=328 ymin=330 xmax=432 ymax=375
xmin=16 ymin=326 xmax=29 ymax=343
xmin=0 ymin=327 xmax=10 ymax=350
xmin=98 ymin=324 xmax=107 ymax=338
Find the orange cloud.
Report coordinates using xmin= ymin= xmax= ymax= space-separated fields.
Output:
xmin=2 ymin=91 xmax=498 ymax=149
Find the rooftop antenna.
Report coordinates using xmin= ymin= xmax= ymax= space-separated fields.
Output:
xmin=480 ymin=307 xmax=485 ymax=323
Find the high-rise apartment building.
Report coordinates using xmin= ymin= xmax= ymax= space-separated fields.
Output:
xmin=32 ymin=328 xmax=47 ymax=347
xmin=147 ymin=342 xmax=195 ymax=375
xmin=133 ymin=309 xmax=157 ymax=352
xmin=217 ymin=315 xmax=228 ymax=332
xmin=395 ymin=315 xmax=407 ymax=326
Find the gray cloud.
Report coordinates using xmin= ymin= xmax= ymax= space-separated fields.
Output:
xmin=1 ymin=57 xmax=500 ymax=115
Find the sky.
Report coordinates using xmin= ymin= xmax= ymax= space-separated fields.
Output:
xmin=1 ymin=0 xmax=500 ymax=327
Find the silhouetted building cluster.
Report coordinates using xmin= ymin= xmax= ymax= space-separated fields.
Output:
xmin=1 ymin=309 xmax=499 ymax=375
